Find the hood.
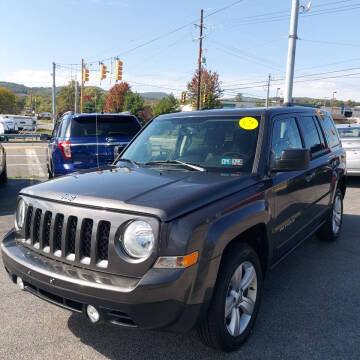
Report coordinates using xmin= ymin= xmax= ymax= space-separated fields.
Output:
xmin=21 ymin=166 xmax=257 ymax=221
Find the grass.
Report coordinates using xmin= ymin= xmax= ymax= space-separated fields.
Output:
xmin=38 ymin=119 xmax=53 ymax=124
xmin=36 ymin=127 xmax=52 ymax=135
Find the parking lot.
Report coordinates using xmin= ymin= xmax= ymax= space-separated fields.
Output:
xmin=0 ymin=145 xmax=360 ymax=359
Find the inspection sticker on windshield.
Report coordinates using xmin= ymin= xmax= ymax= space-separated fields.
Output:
xmin=221 ymin=158 xmax=244 ymax=166
xmin=239 ymin=117 xmax=258 ymax=130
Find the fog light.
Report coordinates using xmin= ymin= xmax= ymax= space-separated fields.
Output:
xmin=16 ymin=277 xmax=25 ymax=290
xmin=87 ymin=305 xmax=100 ymax=323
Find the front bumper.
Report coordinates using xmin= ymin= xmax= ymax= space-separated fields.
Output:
xmin=1 ymin=230 xmax=205 ymax=332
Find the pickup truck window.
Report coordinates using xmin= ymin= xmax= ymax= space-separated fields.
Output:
xmin=121 ymin=115 xmax=260 ymax=172
xmin=271 ymin=117 xmax=303 ymax=160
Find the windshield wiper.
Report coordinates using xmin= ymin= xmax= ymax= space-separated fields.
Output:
xmin=115 ymin=158 xmax=139 ymax=167
xmin=145 ymin=160 xmax=207 ymax=172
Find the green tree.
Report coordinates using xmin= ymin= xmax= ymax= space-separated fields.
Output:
xmin=56 ymin=80 xmax=80 ymax=116
xmin=123 ymin=92 xmax=145 ymax=117
xmin=235 ymin=93 xmax=243 ymax=102
xmin=0 ymin=87 xmax=17 ymax=113
xmin=104 ymin=82 xmax=131 ymax=113
xmin=187 ymin=69 xmax=223 ymax=109
xmin=83 ymin=87 xmax=105 ymax=113
xmin=152 ymin=94 xmax=179 ymax=117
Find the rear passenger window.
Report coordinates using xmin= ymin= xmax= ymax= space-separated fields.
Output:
xmin=298 ymin=116 xmax=324 ymax=155
xmin=319 ymin=113 xmax=340 ymax=148
xmin=271 ymin=117 xmax=303 ymax=160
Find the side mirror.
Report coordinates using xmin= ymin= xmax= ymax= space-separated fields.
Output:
xmin=273 ymin=149 xmax=310 ymax=172
xmin=0 ymin=135 xmax=6 ymax=142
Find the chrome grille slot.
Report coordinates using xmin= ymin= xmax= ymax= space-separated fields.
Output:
xmin=53 ymin=214 xmax=64 ymax=255
xmin=25 ymin=206 xmax=33 ymax=240
xmin=97 ymin=221 xmax=110 ymax=263
xmin=65 ymin=216 xmax=78 ymax=260
xmin=32 ymin=209 xmax=42 ymax=248
xmin=80 ymin=219 xmax=93 ymax=261
xmin=42 ymin=211 xmax=52 ymax=250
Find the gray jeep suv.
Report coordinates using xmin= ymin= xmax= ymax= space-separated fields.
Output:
xmin=1 ymin=107 xmax=346 ymax=352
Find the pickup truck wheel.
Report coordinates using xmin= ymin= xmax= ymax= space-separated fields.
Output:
xmin=197 ymin=243 xmax=262 ymax=352
xmin=0 ymin=162 xmax=7 ymax=184
xmin=317 ymin=189 xmax=343 ymax=241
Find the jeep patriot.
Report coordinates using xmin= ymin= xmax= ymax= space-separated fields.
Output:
xmin=1 ymin=107 xmax=346 ymax=351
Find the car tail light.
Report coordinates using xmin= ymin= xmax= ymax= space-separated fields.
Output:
xmin=58 ymin=140 xmax=72 ymax=159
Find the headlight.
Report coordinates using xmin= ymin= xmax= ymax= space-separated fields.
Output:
xmin=15 ymin=198 xmax=26 ymax=230
xmin=122 ymin=220 xmax=155 ymax=259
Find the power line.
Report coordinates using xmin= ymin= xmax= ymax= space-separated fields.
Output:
xmin=85 ymin=0 xmax=248 ymax=66
xmin=300 ymin=38 xmax=360 ymax=48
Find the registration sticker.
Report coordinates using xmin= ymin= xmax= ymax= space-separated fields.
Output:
xmin=221 ymin=158 xmax=244 ymax=166
xmin=239 ymin=117 xmax=259 ymax=130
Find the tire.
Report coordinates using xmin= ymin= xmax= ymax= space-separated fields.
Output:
xmin=197 ymin=243 xmax=263 ymax=352
xmin=0 ymin=161 xmax=7 ymax=184
xmin=317 ymin=188 xmax=343 ymax=242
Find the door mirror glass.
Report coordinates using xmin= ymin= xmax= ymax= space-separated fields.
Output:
xmin=273 ymin=149 xmax=310 ymax=172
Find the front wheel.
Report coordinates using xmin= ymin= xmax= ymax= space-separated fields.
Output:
xmin=317 ymin=188 xmax=343 ymax=241
xmin=197 ymin=243 xmax=262 ymax=352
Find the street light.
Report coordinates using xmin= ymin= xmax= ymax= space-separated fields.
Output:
xmin=332 ymin=91 xmax=337 ymax=107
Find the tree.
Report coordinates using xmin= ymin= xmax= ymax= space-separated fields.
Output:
xmin=56 ymin=80 xmax=80 ymax=116
xmin=187 ymin=69 xmax=223 ymax=109
xmin=104 ymin=82 xmax=131 ymax=113
xmin=235 ymin=93 xmax=243 ymax=102
xmin=0 ymin=87 xmax=17 ymax=113
xmin=152 ymin=94 xmax=179 ymax=117
xmin=123 ymin=92 xmax=145 ymax=117
xmin=83 ymin=87 xmax=106 ymax=113
xmin=138 ymin=106 xmax=153 ymax=124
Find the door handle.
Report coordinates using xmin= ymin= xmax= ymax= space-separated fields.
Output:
xmin=305 ymin=172 xmax=315 ymax=182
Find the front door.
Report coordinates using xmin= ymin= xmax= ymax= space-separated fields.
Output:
xmin=269 ymin=114 xmax=309 ymax=258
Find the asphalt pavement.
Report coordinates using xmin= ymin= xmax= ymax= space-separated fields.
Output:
xmin=4 ymin=143 xmax=48 ymax=178
xmin=0 ymin=169 xmax=360 ymax=359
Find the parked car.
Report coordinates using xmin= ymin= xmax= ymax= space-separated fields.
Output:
xmin=47 ymin=113 xmax=142 ymax=177
xmin=9 ymin=115 xmax=37 ymax=132
xmin=0 ymin=115 xmax=18 ymax=134
xmin=336 ymin=123 xmax=360 ymax=176
xmin=0 ymin=134 xmax=7 ymax=184
xmin=2 ymin=107 xmax=346 ymax=352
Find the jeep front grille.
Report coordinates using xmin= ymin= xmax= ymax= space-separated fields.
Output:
xmin=24 ymin=207 xmax=110 ymax=269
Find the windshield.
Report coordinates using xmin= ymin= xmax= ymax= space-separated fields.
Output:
xmin=70 ymin=115 xmax=140 ymax=137
xmin=120 ymin=115 xmax=260 ymax=172
xmin=337 ymin=127 xmax=360 ymax=138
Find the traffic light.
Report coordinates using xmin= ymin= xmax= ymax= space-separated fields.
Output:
xmin=82 ymin=68 xmax=89 ymax=82
xmin=180 ymin=91 xmax=186 ymax=104
xmin=115 ymin=59 xmax=123 ymax=81
xmin=201 ymin=92 xmax=206 ymax=104
xmin=100 ymin=64 xmax=107 ymax=80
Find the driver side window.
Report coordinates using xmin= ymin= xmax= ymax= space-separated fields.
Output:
xmin=271 ymin=117 xmax=303 ymax=161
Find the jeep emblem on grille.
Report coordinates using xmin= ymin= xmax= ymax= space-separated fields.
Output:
xmin=61 ymin=193 xmax=77 ymax=202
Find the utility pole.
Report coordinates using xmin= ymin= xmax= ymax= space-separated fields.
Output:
xmin=74 ymin=76 xmax=78 ymax=114
xmin=196 ymin=9 xmax=204 ymax=111
xmin=265 ymin=73 xmax=271 ymax=107
xmin=80 ymin=58 xmax=84 ymax=114
xmin=284 ymin=0 xmax=299 ymax=105
xmin=52 ymin=62 xmax=56 ymax=124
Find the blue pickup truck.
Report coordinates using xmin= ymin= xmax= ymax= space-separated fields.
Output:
xmin=47 ymin=113 xmax=141 ymax=177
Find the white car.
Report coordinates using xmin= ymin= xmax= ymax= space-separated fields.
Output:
xmin=0 ymin=115 xmax=18 ymax=134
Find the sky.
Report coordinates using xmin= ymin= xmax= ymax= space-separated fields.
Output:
xmin=1 ymin=0 xmax=360 ymax=101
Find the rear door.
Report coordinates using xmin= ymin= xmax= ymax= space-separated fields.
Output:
xmin=337 ymin=126 xmax=360 ymax=174
xmin=297 ymin=114 xmax=332 ymax=222
xmin=69 ymin=115 xmax=141 ymax=169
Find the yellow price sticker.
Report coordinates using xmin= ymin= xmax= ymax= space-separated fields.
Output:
xmin=239 ymin=117 xmax=259 ymax=130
